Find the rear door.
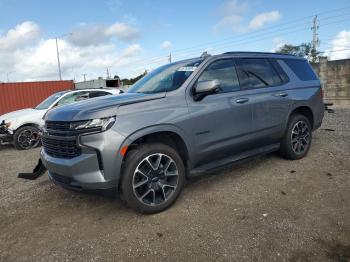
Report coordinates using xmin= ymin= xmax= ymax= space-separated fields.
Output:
xmin=235 ymin=58 xmax=292 ymax=145
xmin=186 ymin=58 xmax=254 ymax=167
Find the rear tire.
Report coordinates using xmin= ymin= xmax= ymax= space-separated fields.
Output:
xmin=279 ymin=114 xmax=312 ymax=160
xmin=13 ymin=126 xmax=41 ymax=150
xmin=121 ymin=143 xmax=185 ymax=214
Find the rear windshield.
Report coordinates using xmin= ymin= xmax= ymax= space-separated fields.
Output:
xmin=283 ymin=59 xmax=318 ymax=81
xmin=128 ymin=59 xmax=203 ymax=94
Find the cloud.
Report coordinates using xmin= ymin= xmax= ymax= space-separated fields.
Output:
xmin=215 ymin=0 xmax=248 ymax=16
xmin=213 ymin=0 xmax=281 ymax=33
xmin=0 ymin=21 xmax=40 ymax=50
xmin=161 ymin=40 xmax=172 ymax=49
xmin=121 ymin=44 xmax=142 ymax=57
xmin=269 ymin=37 xmax=285 ymax=52
xmin=68 ymin=24 xmax=109 ymax=46
xmin=213 ymin=15 xmax=242 ymax=32
xmin=67 ymin=21 xmax=141 ymax=46
xmin=105 ymin=22 xmax=140 ymax=42
xmin=247 ymin=11 xmax=281 ymax=30
xmin=325 ymin=30 xmax=350 ymax=60
xmin=0 ymin=21 xmax=144 ymax=82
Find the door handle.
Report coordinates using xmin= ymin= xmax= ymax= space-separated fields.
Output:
xmin=275 ymin=92 xmax=288 ymax=97
xmin=235 ymin=98 xmax=249 ymax=104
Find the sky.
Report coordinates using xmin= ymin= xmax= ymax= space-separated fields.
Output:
xmin=0 ymin=0 xmax=350 ymax=82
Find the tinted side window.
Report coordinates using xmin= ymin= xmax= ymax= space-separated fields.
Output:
xmin=197 ymin=59 xmax=240 ymax=93
xmin=89 ymin=91 xmax=111 ymax=98
xmin=270 ymin=59 xmax=289 ymax=84
xmin=283 ymin=59 xmax=318 ymax=81
xmin=235 ymin=58 xmax=282 ymax=89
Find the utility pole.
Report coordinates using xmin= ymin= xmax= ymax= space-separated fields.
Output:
xmin=54 ymin=33 xmax=72 ymax=81
xmin=168 ymin=52 xmax=172 ymax=64
xmin=82 ymin=74 xmax=87 ymax=82
xmin=55 ymin=38 xmax=62 ymax=80
xmin=311 ymin=15 xmax=320 ymax=61
xmin=106 ymin=68 xmax=110 ymax=79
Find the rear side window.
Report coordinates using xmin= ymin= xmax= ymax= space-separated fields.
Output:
xmin=235 ymin=58 xmax=282 ymax=89
xmin=197 ymin=59 xmax=240 ymax=93
xmin=270 ymin=59 xmax=289 ymax=84
xmin=283 ymin=59 xmax=318 ymax=81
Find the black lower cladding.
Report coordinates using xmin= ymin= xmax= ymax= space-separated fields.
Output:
xmin=49 ymin=172 xmax=83 ymax=190
xmin=50 ymin=172 xmax=74 ymax=184
xmin=42 ymin=121 xmax=85 ymax=159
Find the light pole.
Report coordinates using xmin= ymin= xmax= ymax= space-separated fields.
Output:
xmin=54 ymin=33 xmax=72 ymax=80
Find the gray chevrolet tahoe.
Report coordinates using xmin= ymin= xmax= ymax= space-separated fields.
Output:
xmin=41 ymin=52 xmax=324 ymax=213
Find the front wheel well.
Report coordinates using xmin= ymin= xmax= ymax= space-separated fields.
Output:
xmin=15 ymin=123 xmax=41 ymax=132
xmin=123 ymin=131 xmax=190 ymax=170
xmin=289 ymin=106 xmax=314 ymax=129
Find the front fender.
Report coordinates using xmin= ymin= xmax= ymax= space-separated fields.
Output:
xmin=118 ymin=124 xmax=194 ymax=165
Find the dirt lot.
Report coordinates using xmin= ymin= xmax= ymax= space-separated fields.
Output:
xmin=0 ymin=108 xmax=349 ymax=262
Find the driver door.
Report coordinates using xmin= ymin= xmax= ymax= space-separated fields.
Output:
xmin=186 ymin=59 xmax=254 ymax=167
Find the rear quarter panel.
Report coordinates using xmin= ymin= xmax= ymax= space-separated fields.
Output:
xmin=278 ymin=60 xmax=324 ymax=130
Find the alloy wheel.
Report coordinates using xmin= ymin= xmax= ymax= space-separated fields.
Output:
xmin=17 ymin=129 xmax=40 ymax=149
xmin=291 ymin=120 xmax=310 ymax=154
xmin=132 ymin=153 xmax=179 ymax=206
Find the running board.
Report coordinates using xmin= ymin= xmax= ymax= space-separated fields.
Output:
xmin=189 ymin=143 xmax=280 ymax=177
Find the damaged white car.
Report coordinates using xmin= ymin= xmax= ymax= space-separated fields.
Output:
xmin=0 ymin=88 xmax=121 ymax=149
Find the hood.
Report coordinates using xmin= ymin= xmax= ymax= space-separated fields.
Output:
xmin=0 ymin=108 xmax=43 ymax=122
xmin=46 ymin=92 xmax=166 ymax=121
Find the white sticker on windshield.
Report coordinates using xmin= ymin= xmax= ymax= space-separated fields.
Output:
xmin=177 ymin=66 xmax=197 ymax=72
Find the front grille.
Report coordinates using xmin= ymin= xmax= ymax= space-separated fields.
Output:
xmin=42 ymin=121 xmax=81 ymax=159
xmin=46 ymin=121 xmax=71 ymax=131
xmin=42 ymin=136 xmax=81 ymax=158
xmin=0 ymin=127 xmax=8 ymax=135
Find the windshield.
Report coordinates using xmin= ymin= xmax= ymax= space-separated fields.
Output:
xmin=128 ymin=59 xmax=203 ymax=94
xmin=35 ymin=91 xmax=68 ymax=110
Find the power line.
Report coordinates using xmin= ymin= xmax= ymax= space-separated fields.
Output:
xmin=126 ymin=9 xmax=350 ymax=69
xmin=321 ymin=48 xmax=350 ymax=53
xmin=123 ymin=8 xmax=350 ymax=76
xmin=129 ymin=13 xmax=350 ymax=70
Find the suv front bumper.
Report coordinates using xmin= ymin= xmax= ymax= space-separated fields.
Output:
xmin=41 ymin=129 xmax=126 ymax=190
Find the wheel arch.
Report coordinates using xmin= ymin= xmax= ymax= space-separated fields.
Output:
xmin=288 ymin=106 xmax=314 ymax=129
xmin=119 ymin=125 xmax=193 ymax=176
xmin=15 ymin=122 xmax=41 ymax=131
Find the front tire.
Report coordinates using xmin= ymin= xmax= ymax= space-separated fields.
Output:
xmin=121 ymin=143 xmax=185 ymax=214
xmin=279 ymin=114 xmax=312 ymax=160
xmin=13 ymin=126 xmax=41 ymax=150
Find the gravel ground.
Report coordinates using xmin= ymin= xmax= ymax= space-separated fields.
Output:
xmin=0 ymin=108 xmax=349 ymax=262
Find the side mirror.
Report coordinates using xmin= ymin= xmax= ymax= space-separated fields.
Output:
xmin=194 ymin=80 xmax=220 ymax=101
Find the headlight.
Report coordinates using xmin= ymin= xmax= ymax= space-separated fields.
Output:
xmin=70 ymin=116 xmax=116 ymax=131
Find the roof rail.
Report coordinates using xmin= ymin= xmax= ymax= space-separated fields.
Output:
xmin=222 ymin=51 xmax=296 ymax=57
